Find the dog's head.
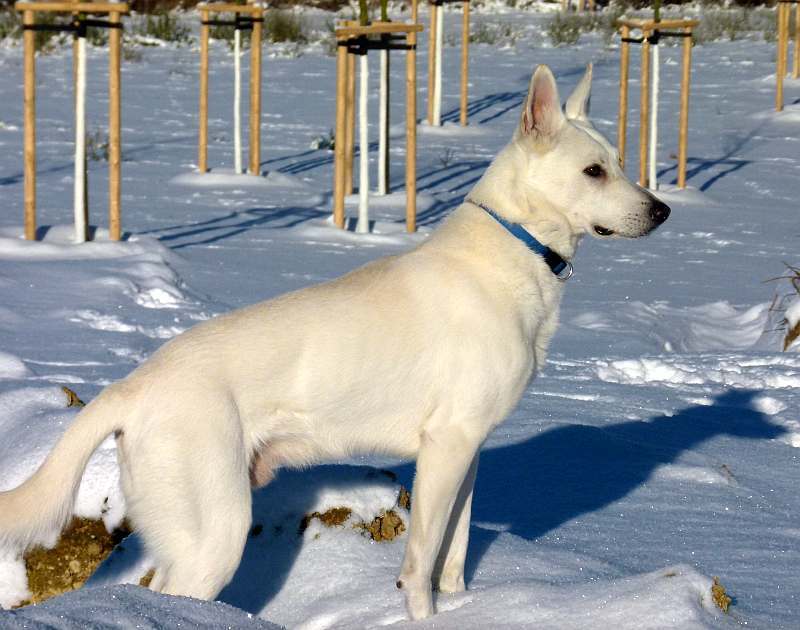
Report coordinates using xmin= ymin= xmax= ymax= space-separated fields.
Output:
xmin=511 ymin=64 xmax=669 ymax=239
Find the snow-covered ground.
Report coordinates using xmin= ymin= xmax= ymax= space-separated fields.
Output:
xmin=1 ymin=6 xmax=799 ymax=628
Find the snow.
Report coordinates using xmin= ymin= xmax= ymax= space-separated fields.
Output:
xmin=3 ymin=584 xmax=282 ymax=629
xmin=1 ymin=6 xmax=800 ymax=629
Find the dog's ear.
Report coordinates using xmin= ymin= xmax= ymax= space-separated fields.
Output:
xmin=519 ymin=65 xmax=565 ymax=141
xmin=565 ymin=63 xmax=592 ymax=121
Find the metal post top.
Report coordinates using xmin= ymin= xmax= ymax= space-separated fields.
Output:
xmin=335 ymin=21 xmax=424 ymax=40
xmin=617 ymin=17 xmax=699 ymax=30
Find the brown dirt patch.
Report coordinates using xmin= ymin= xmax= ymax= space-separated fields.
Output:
xmin=61 ymin=386 xmax=85 ymax=408
xmin=357 ymin=510 xmax=405 ymax=542
xmin=19 ymin=517 xmax=130 ymax=606
xmin=711 ymin=576 xmax=732 ymax=613
xmin=299 ymin=506 xmax=353 ymax=535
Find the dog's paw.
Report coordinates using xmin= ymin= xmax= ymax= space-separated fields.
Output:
xmin=434 ymin=572 xmax=466 ymax=594
xmin=397 ymin=577 xmax=434 ymax=620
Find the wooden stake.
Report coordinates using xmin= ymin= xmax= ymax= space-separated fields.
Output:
xmin=777 ymin=3 xmax=787 ymax=111
xmin=427 ymin=1 xmax=437 ymax=125
xmin=334 ymin=38 xmax=347 ymax=229
xmin=618 ymin=24 xmax=630 ymax=167
xmin=638 ymin=28 xmax=650 ymax=188
xmin=406 ymin=19 xmax=417 ymax=232
xmin=199 ymin=8 xmax=209 ymax=171
xmin=249 ymin=9 xmax=262 ymax=175
xmin=460 ymin=1 xmax=469 ymax=126
xmin=794 ymin=3 xmax=800 ymax=79
xmin=677 ymin=25 xmax=692 ymax=189
xmin=23 ymin=9 xmax=36 ymax=240
xmin=108 ymin=10 xmax=122 ymax=240
xmin=345 ymin=49 xmax=356 ymax=195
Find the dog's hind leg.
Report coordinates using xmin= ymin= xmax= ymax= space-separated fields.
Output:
xmin=397 ymin=423 xmax=483 ymax=620
xmin=432 ymin=452 xmax=478 ymax=594
xmin=121 ymin=398 xmax=252 ymax=600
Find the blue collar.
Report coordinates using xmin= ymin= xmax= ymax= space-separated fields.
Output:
xmin=467 ymin=199 xmax=574 ymax=281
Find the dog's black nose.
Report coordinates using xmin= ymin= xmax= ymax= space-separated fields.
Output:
xmin=649 ymin=199 xmax=670 ymax=225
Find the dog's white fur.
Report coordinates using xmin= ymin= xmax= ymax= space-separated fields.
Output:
xmin=0 ymin=64 xmax=668 ymax=619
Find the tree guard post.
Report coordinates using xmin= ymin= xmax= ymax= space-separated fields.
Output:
xmin=333 ymin=17 xmax=422 ymax=233
xmin=16 ymin=1 xmax=130 ymax=242
xmin=617 ymin=17 xmax=697 ymax=190
xmin=248 ymin=6 xmax=262 ymax=175
xmin=199 ymin=7 xmax=209 ymax=172
xmin=196 ymin=2 xmax=264 ymax=174
xmin=22 ymin=8 xmax=36 ymax=240
xmin=776 ymin=0 xmax=799 ymax=111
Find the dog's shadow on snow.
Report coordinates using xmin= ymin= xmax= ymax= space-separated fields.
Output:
xmin=219 ymin=388 xmax=783 ymax=614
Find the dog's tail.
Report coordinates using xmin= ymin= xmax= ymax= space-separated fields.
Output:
xmin=0 ymin=382 xmax=130 ymax=551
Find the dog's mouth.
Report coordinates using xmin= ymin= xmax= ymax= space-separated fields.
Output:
xmin=593 ymin=225 xmax=615 ymax=236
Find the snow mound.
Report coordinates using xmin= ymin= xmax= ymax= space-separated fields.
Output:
xmin=0 ymin=584 xmax=282 ymax=629
xmin=170 ymin=169 xmax=310 ymax=190
xmin=571 ymin=301 xmax=769 ymax=353
xmin=0 ymin=227 xmax=177 ymax=263
xmin=416 ymin=121 xmax=492 ymax=137
xmin=0 ymin=352 xmax=30 ymax=380
xmin=596 ymin=353 xmax=800 ymax=389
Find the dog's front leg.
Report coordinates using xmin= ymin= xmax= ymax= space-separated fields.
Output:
xmin=397 ymin=425 xmax=483 ymax=620
xmin=432 ymin=452 xmax=478 ymax=594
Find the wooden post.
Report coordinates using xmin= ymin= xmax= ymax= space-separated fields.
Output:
xmin=677 ymin=25 xmax=692 ymax=189
xmin=249 ymin=7 xmax=262 ymax=175
xmin=109 ymin=10 xmax=122 ymax=240
xmin=794 ymin=3 xmax=800 ymax=79
xmin=638 ymin=28 xmax=650 ymax=188
xmin=345 ymin=50 xmax=356 ymax=195
xmin=334 ymin=37 xmax=347 ymax=228
xmin=199 ymin=8 xmax=209 ymax=171
xmin=460 ymin=1 xmax=469 ymax=126
xmin=777 ymin=2 xmax=787 ymax=111
xmin=23 ymin=9 xmax=36 ymax=240
xmin=407 ymin=19 xmax=417 ymax=232
xmin=427 ymin=0 xmax=437 ymax=125
xmin=617 ymin=24 xmax=630 ymax=167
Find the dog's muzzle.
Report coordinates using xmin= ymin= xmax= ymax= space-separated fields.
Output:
xmin=649 ymin=199 xmax=670 ymax=226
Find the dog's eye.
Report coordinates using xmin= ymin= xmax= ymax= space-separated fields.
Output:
xmin=583 ymin=164 xmax=606 ymax=179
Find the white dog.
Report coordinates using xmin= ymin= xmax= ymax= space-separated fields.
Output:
xmin=0 ymin=64 xmax=669 ymax=620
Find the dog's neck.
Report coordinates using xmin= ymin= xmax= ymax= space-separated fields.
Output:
xmin=467 ymin=145 xmax=581 ymax=262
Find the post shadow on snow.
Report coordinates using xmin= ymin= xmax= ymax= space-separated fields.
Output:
xmin=135 ymin=201 xmax=331 ymax=249
xmin=656 ymin=116 xmax=768 ymax=190
xmin=218 ymin=389 xmax=783 ymax=615
xmin=0 ymin=135 xmax=196 ymax=187
xmin=657 ymin=156 xmax=752 ymax=192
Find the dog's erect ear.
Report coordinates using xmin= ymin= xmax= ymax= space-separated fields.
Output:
xmin=565 ymin=63 xmax=592 ymax=121
xmin=519 ymin=65 xmax=565 ymax=141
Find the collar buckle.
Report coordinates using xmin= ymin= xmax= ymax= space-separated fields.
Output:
xmin=554 ymin=260 xmax=574 ymax=282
